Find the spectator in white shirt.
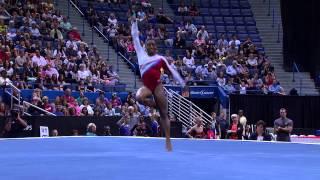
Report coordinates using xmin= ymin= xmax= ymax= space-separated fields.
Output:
xmin=108 ymin=13 xmax=118 ymax=28
xmin=32 ymin=50 xmax=47 ymax=67
xmin=226 ymin=60 xmax=239 ymax=76
xmin=80 ymin=98 xmax=94 ymax=115
xmin=197 ymin=26 xmax=209 ymax=41
xmin=229 ymin=34 xmax=241 ymax=48
xmin=247 ymin=53 xmax=258 ymax=68
xmin=77 ymin=64 xmax=91 ymax=81
xmin=77 ymin=46 xmax=87 ymax=59
xmin=183 ymin=51 xmax=196 ymax=71
xmin=66 ymin=38 xmax=78 ymax=51
xmin=0 ymin=70 xmax=12 ymax=86
xmin=30 ymin=22 xmax=41 ymax=38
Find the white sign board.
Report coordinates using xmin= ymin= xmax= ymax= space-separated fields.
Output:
xmin=40 ymin=126 xmax=49 ymax=137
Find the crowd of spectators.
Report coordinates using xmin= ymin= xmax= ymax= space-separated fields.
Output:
xmin=82 ymin=0 xmax=285 ymax=95
xmin=0 ymin=1 xmax=121 ymax=93
xmin=0 ymin=0 xmax=288 ymax=139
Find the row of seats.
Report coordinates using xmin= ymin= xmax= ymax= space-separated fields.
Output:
xmin=170 ymin=0 xmax=251 ymax=9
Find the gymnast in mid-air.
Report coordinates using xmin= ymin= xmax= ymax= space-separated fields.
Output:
xmin=131 ymin=16 xmax=185 ymax=151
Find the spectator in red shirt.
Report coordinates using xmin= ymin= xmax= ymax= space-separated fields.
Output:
xmin=227 ymin=114 xmax=243 ymax=140
xmin=41 ymin=96 xmax=53 ymax=113
xmin=62 ymin=88 xmax=76 ymax=106
xmin=68 ymin=27 xmax=81 ymax=41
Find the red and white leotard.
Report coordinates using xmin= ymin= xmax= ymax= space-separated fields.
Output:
xmin=131 ymin=21 xmax=185 ymax=92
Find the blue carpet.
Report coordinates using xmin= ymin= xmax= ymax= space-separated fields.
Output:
xmin=0 ymin=137 xmax=319 ymax=180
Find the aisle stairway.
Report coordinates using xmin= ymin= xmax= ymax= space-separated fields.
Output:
xmin=248 ymin=0 xmax=319 ymax=95
xmin=56 ymin=0 xmax=142 ymax=92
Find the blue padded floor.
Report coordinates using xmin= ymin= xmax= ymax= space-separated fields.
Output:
xmin=0 ymin=137 xmax=320 ymax=180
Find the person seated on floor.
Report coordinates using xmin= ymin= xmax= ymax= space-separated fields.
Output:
xmin=249 ymin=120 xmax=272 ymax=141
xmin=187 ymin=117 xmax=205 ymax=139
xmin=86 ymin=123 xmax=97 ymax=136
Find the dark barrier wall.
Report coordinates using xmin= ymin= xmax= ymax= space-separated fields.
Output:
xmin=0 ymin=116 xmax=183 ymax=138
xmin=230 ymin=95 xmax=320 ymax=129
xmin=281 ymin=0 xmax=320 ymax=74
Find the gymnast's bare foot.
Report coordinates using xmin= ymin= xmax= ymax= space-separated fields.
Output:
xmin=166 ymin=137 xmax=172 ymax=152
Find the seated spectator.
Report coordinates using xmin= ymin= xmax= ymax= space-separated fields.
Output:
xmin=131 ymin=117 xmax=151 ymax=137
xmin=249 ymin=120 xmax=272 ymax=141
xmin=217 ymin=34 xmax=229 ymax=48
xmin=247 ymin=53 xmax=258 ymax=68
xmin=183 ymin=51 xmax=196 ymax=71
xmin=80 ymin=98 xmax=94 ymax=115
xmin=156 ymin=8 xmax=174 ymax=24
xmin=216 ymin=71 xmax=226 ymax=86
xmin=197 ymin=26 xmax=209 ymax=41
xmin=29 ymin=22 xmax=41 ymax=38
xmin=86 ymin=123 xmax=97 ymax=136
xmin=68 ymin=27 xmax=82 ymax=41
xmin=108 ymin=13 xmax=118 ymax=28
xmin=174 ymin=33 xmax=186 ymax=48
xmin=229 ymin=34 xmax=241 ymax=48
xmin=268 ymin=79 xmax=285 ymax=95
xmin=50 ymin=24 xmax=63 ymax=40
xmin=205 ymin=123 xmax=215 ymax=139
xmin=226 ymin=60 xmax=240 ymax=77
xmin=187 ymin=117 xmax=205 ymax=138
xmin=60 ymin=16 xmax=72 ymax=32
xmin=227 ymin=114 xmax=243 ymax=140
xmin=184 ymin=20 xmax=197 ymax=36
xmin=32 ymin=50 xmax=47 ymax=67
xmin=117 ymin=113 xmax=131 ymax=136
xmin=77 ymin=64 xmax=92 ymax=82
xmin=178 ymin=2 xmax=188 ymax=16
xmin=101 ymin=125 xmax=112 ymax=136
xmin=104 ymin=102 xmax=116 ymax=116
xmin=0 ymin=102 xmax=7 ymax=116
xmin=40 ymin=96 xmax=53 ymax=113
xmin=51 ymin=129 xmax=59 ymax=137
xmin=189 ymin=2 xmax=199 ymax=16
xmin=0 ymin=70 xmax=12 ymax=86
xmin=193 ymin=36 xmax=206 ymax=47
xmin=141 ymin=0 xmax=152 ymax=8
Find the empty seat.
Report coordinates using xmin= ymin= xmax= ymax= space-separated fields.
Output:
xmin=204 ymin=16 xmax=214 ymax=25
xmin=220 ymin=9 xmax=231 ymax=17
xmin=230 ymin=0 xmax=240 ymax=9
xmin=245 ymin=17 xmax=256 ymax=26
xmin=193 ymin=16 xmax=204 ymax=25
xmin=234 ymin=17 xmax=245 ymax=25
xmin=241 ymin=9 xmax=253 ymax=17
xmin=220 ymin=2 xmax=231 ymax=8
xmin=200 ymin=8 xmax=210 ymax=16
xmin=226 ymin=26 xmax=236 ymax=33
xmin=200 ymin=0 xmax=211 ymax=7
xmin=231 ymin=9 xmax=242 ymax=17
xmin=215 ymin=26 xmax=226 ymax=34
xmin=224 ymin=17 xmax=234 ymax=25
xmin=214 ymin=16 xmax=224 ymax=25
xmin=240 ymin=0 xmax=251 ymax=9
xmin=236 ymin=26 xmax=247 ymax=33
xmin=210 ymin=8 xmax=221 ymax=16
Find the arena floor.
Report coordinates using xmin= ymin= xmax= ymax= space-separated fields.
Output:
xmin=0 ymin=136 xmax=319 ymax=180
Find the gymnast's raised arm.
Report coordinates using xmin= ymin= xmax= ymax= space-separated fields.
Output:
xmin=131 ymin=17 xmax=145 ymax=59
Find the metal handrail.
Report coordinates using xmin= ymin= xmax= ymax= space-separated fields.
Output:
xmin=23 ymin=101 xmax=56 ymax=116
xmin=5 ymin=83 xmax=22 ymax=108
xmin=7 ymin=83 xmax=21 ymax=93
xmin=292 ymin=62 xmax=302 ymax=95
xmin=118 ymin=52 xmax=137 ymax=89
xmin=94 ymin=26 xmax=109 ymax=42
xmin=165 ymin=87 xmax=212 ymax=129
xmin=169 ymin=89 xmax=212 ymax=123
xmin=4 ymin=9 xmax=12 ymax=17
xmin=69 ymin=0 xmax=84 ymax=16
